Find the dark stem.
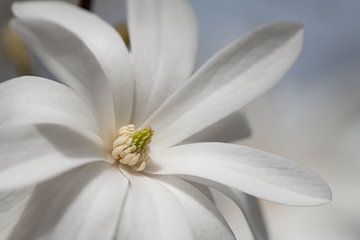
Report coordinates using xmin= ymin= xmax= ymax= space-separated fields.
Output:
xmin=79 ymin=0 xmax=93 ymax=11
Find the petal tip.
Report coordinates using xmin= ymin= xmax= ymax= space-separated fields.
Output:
xmin=319 ymin=183 xmax=333 ymax=203
xmin=312 ymin=173 xmax=333 ymax=205
xmin=265 ymin=21 xmax=304 ymax=43
xmin=11 ymin=1 xmax=21 ymax=16
xmin=12 ymin=1 xmax=37 ymax=16
xmin=270 ymin=21 xmax=304 ymax=32
xmin=300 ymin=180 xmax=333 ymax=207
xmin=12 ymin=1 xmax=78 ymax=18
xmin=286 ymin=21 xmax=304 ymax=41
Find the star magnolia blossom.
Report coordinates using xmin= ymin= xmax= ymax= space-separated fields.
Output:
xmin=0 ymin=1 xmax=331 ymax=240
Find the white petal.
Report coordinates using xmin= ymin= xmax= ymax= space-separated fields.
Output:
xmin=10 ymin=162 xmax=128 ymax=240
xmin=0 ymin=76 xmax=101 ymax=142
xmin=0 ymin=124 xmax=106 ymax=191
xmin=146 ymin=143 xmax=332 ymax=206
xmin=127 ymin=0 xmax=198 ymax=124
xmin=116 ymin=174 xmax=194 ymax=240
xmin=182 ymin=111 xmax=251 ymax=144
xmin=189 ymin=183 xmax=268 ymax=240
xmin=145 ymin=22 xmax=304 ymax=148
xmin=0 ymin=188 xmax=32 ymax=240
xmin=189 ymin=181 xmax=215 ymax=202
xmin=211 ymin=188 xmax=268 ymax=240
xmin=156 ymin=176 xmax=235 ymax=240
xmin=12 ymin=1 xmax=134 ymax=140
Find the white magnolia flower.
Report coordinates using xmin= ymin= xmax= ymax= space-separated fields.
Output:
xmin=0 ymin=1 xmax=331 ymax=239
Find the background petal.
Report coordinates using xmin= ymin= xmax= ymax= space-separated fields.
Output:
xmin=127 ymin=0 xmax=198 ymax=124
xmin=157 ymin=176 xmax=235 ymax=240
xmin=181 ymin=111 xmax=251 ymax=144
xmin=146 ymin=142 xmax=332 ymax=206
xmin=12 ymin=1 xmax=134 ymax=140
xmin=189 ymin=182 xmax=268 ymax=240
xmin=145 ymin=22 xmax=303 ymax=148
xmin=0 ymin=188 xmax=32 ymax=240
xmin=9 ymin=162 xmax=128 ymax=240
xmin=116 ymin=174 xmax=194 ymax=240
xmin=211 ymin=188 xmax=269 ymax=240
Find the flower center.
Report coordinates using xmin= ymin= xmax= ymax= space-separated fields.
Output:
xmin=111 ymin=124 xmax=154 ymax=172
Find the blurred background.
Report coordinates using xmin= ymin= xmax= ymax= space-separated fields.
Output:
xmin=1 ymin=0 xmax=359 ymax=239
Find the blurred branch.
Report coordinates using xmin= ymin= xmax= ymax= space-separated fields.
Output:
xmin=79 ymin=0 xmax=93 ymax=11
xmin=115 ymin=22 xmax=130 ymax=48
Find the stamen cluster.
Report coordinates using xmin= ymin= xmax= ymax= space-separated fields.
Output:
xmin=112 ymin=124 xmax=153 ymax=172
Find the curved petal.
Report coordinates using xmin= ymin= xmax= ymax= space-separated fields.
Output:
xmin=145 ymin=22 xmax=304 ymax=148
xmin=211 ymin=188 xmax=268 ymax=240
xmin=156 ymin=176 xmax=235 ymax=240
xmin=189 ymin=182 xmax=268 ymax=240
xmin=146 ymin=143 xmax=332 ymax=206
xmin=116 ymin=174 xmax=194 ymax=240
xmin=0 ymin=124 xmax=107 ymax=191
xmin=12 ymin=1 xmax=134 ymax=140
xmin=181 ymin=111 xmax=251 ymax=144
xmin=188 ymin=181 xmax=215 ymax=202
xmin=127 ymin=0 xmax=198 ymax=124
xmin=10 ymin=162 xmax=128 ymax=240
xmin=0 ymin=188 xmax=32 ymax=240
xmin=0 ymin=76 xmax=101 ymax=142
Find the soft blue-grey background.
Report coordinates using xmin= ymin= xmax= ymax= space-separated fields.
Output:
xmin=1 ymin=0 xmax=360 ymax=239
xmin=187 ymin=1 xmax=360 ymax=239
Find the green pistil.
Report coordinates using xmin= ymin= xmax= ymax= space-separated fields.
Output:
xmin=131 ymin=127 xmax=154 ymax=152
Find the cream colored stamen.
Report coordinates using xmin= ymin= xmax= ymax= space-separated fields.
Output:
xmin=112 ymin=124 xmax=153 ymax=172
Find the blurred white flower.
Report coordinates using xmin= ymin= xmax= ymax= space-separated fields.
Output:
xmin=0 ymin=0 xmax=78 ymax=79
xmin=0 ymin=1 xmax=331 ymax=239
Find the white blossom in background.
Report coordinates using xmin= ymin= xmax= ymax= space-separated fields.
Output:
xmin=0 ymin=1 xmax=331 ymax=240
xmin=0 ymin=0 xmax=78 ymax=80
xmin=0 ymin=0 xmax=21 ymax=80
